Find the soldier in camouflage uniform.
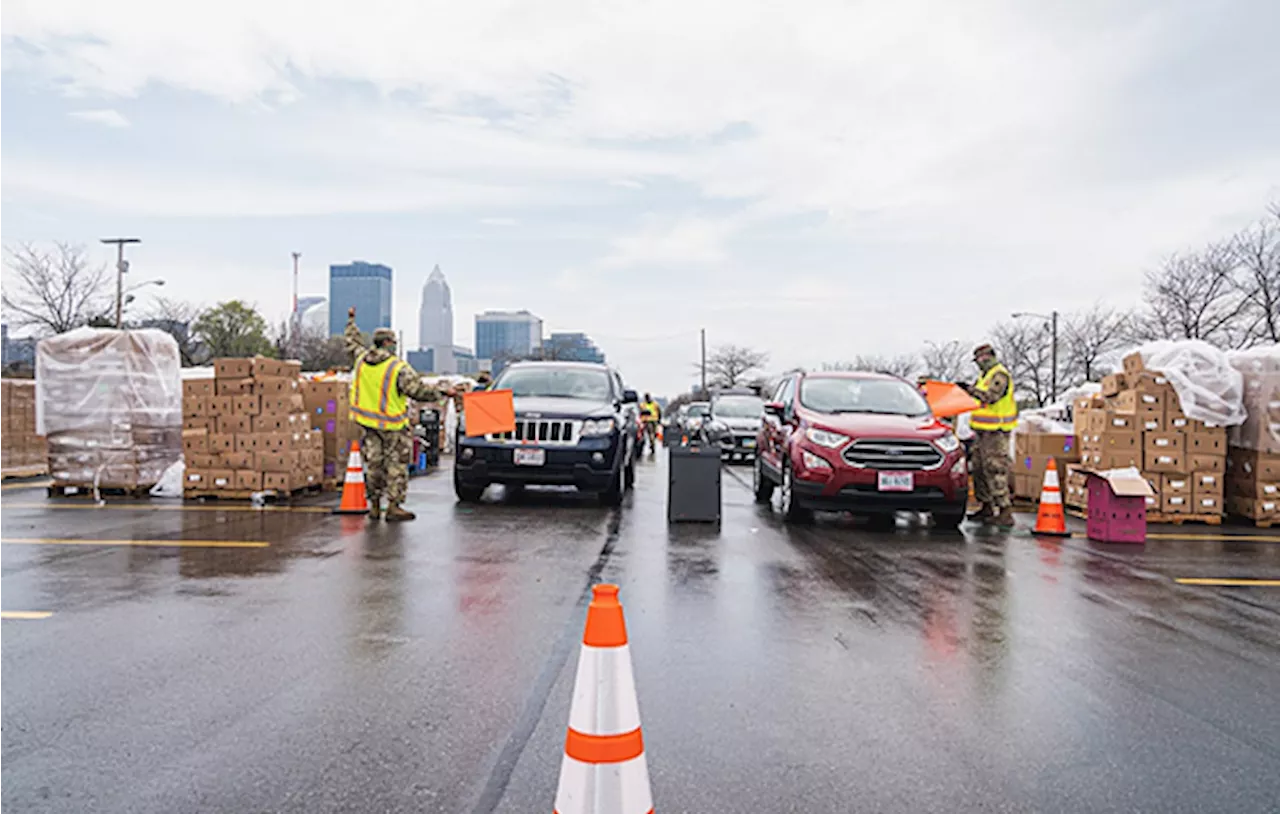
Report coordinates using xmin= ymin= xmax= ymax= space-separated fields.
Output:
xmin=961 ymin=343 xmax=1017 ymax=528
xmin=345 ymin=308 xmax=454 ymax=521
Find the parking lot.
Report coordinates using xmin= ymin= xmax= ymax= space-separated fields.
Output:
xmin=3 ymin=456 xmax=1280 ymax=813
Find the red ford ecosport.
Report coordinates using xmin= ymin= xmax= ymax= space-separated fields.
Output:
xmin=752 ymin=370 xmax=968 ymax=527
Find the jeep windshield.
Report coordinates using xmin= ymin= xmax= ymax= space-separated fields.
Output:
xmin=800 ymin=377 xmax=929 ymax=416
xmin=713 ymin=396 xmax=764 ymax=418
xmin=494 ymin=367 xmax=613 ymax=401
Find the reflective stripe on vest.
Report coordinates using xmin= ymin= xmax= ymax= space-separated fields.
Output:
xmin=969 ymin=362 xmax=1018 ymax=432
xmin=349 ymin=357 xmax=410 ymax=430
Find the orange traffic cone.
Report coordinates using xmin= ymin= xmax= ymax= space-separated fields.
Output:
xmin=1033 ymin=459 xmax=1069 ymax=536
xmin=333 ymin=439 xmax=370 ymax=515
xmin=553 ymin=584 xmax=654 ymax=814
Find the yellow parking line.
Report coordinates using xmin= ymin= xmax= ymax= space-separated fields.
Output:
xmin=1 ymin=480 xmax=52 ymax=491
xmin=1 ymin=611 xmax=54 ymax=620
xmin=1072 ymin=532 xmax=1280 ymax=544
xmin=2 ymin=538 xmax=269 ymax=549
xmin=1175 ymin=578 xmax=1280 ymax=587
xmin=0 ymin=502 xmax=331 ymax=514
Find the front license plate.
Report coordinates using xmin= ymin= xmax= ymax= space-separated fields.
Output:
xmin=514 ymin=448 xmax=546 ymax=466
xmin=742 ymin=438 xmax=756 ymax=448
xmin=877 ymin=471 xmax=913 ymax=492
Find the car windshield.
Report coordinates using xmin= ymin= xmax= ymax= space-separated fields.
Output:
xmin=686 ymin=404 xmax=710 ymax=417
xmin=495 ymin=367 xmax=613 ymax=400
xmin=713 ymin=397 xmax=764 ymax=418
xmin=799 ymin=377 xmax=930 ymax=416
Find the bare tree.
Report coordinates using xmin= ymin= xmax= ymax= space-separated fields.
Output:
xmin=706 ymin=344 xmax=769 ymax=389
xmin=142 ymin=297 xmax=207 ymax=366
xmin=1137 ymin=243 xmax=1250 ymax=347
xmin=2 ymin=243 xmax=112 ymax=335
xmin=1233 ymin=210 xmax=1280 ymax=344
xmin=918 ymin=340 xmax=973 ymax=382
xmin=991 ymin=320 xmax=1055 ymax=407
xmin=823 ymin=354 xmax=920 ymax=378
xmin=1061 ymin=305 xmax=1133 ymax=385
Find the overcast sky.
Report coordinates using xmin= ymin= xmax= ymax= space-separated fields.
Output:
xmin=3 ymin=0 xmax=1278 ymax=395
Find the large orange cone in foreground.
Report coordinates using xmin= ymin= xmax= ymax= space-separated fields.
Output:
xmin=554 ymin=584 xmax=654 ymax=814
xmin=333 ymin=439 xmax=370 ymax=515
xmin=1033 ymin=459 xmax=1070 ymax=536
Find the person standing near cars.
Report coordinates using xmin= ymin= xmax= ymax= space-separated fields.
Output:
xmin=960 ymin=343 xmax=1017 ymax=528
xmin=639 ymin=393 xmax=662 ymax=453
xmin=345 ymin=307 xmax=455 ymax=521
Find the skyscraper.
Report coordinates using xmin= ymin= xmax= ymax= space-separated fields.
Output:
xmin=419 ymin=265 xmax=453 ymax=349
xmin=329 ymin=262 xmax=392 ymax=336
xmin=475 ymin=310 xmax=543 ymax=370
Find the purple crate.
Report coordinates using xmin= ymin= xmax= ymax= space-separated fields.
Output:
xmin=1086 ymin=473 xmax=1148 ymax=543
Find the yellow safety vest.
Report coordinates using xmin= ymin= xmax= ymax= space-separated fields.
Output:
xmin=641 ymin=402 xmax=660 ymax=422
xmin=969 ymin=362 xmax=1018 ymax=432
xmin=349 ymin=357 xmax=410 ymax=431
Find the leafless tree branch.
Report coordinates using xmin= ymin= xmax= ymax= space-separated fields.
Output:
xmin=1 ymin=242 xmax=112 ymax=335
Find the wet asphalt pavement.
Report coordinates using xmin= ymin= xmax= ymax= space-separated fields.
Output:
xmin=3 ymin=455 xmax=1280 ymax=813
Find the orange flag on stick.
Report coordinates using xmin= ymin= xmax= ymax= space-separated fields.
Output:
xmin=923 ymin=380 xmax=980 ymax=418
xmin=462 ymin=389 xmax=516 ymax=437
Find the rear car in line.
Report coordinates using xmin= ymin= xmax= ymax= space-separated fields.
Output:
xmin=752 ymin=370 xmax=968 ymax=527
xmin=709 ymin=390 xmax=765 ymax=462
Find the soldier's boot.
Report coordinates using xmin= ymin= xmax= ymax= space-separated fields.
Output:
xmin=991 ymin=509 xmax=1016 ymax=528
xmin=967 ymin=504 xmax=992 ymax=521
xmin=385 ymin=504 xmax=416 ymax=522
xmin=367 ymin=494 xmax=383 ymax=521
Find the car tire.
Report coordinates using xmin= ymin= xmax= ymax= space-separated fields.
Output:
xmin=866 ymin=512 xmax=897 ymax=531
xmin=624 ymin=452 xmax=636 ymax=491
xmin=933 ymin=508 xmax=966 ymax=530
xmin=752 ymin=456 xmax=775 ymax=504
xmin=600 ymin=464 xmax=624 ymax=506
xmin=779 ymin=459 xmax=813 ymax=524
xmin=454 ymin=468 xmax=486 ymax=503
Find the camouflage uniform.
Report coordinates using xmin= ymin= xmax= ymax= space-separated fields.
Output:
xmin=964 ymin=365 xmax=1013 ymax=521
xmin=345 ymin=316 xmax=444 ymax=513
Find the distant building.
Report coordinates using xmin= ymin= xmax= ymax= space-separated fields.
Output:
xmin=419 ymin=265 xmax=453 ymax=349
xmin=453 ymin=346 xmax=481 ymax=374
xmin=544 ymin=332 xmax=605 ymax=363
xmin=329 ymin=262 xmax=392 ymax=336
xmin=407 ymin=348 xmax=435 ymax=372
xmin=475 ymin=310 xmax=542 ymax=372
xmin=1 ymin=325 xmax=37 ymax=369
xmin=299 ymin=297 xmax=328 ymax=334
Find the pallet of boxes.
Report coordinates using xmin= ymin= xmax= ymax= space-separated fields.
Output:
xmin=1068 ymin=352 xmax=1226 ymax=524
xmin=182 ymin=357 xmax=326 ymax=500
xmin=1225 ymin=347 xmax=1280 ymax=527
xmin=1 ymin=379 xmax=48 ymax=478
xmin=299 ymin=376 xmax=359 ymax=489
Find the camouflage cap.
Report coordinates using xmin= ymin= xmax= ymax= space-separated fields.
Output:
xmin=372 ymin=327 xmax=397 ymax=345
xmin=973 ymin=343 xmax=996 ymax=358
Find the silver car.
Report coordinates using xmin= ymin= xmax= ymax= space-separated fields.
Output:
xmin=710 ymin=393 xmax=764 ymax=461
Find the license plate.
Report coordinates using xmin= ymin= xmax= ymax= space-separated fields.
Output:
xmin=742 ymin=438 xmax=756 ymax=448
xmin=514 ymin=448 xmax=546 ymax=466
xmin=877 ymin=471 xmax=913 ymax=492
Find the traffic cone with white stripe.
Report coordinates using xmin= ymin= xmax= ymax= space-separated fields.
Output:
xmin=333 ymin=439 xmax=370 ymax=515
xmin=1032 ymin=459 xmax=1069 ymax=536
xmin=554 ymin=584 xmax=654 ymax=814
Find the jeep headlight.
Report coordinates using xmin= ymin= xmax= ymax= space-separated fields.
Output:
xmin=580 ymin=418 xmax=616 ymax=437
xmin=935 ymin=432 xmax=960 ymax=453
xmin=805 ymin=427 xmax=850 ymax=449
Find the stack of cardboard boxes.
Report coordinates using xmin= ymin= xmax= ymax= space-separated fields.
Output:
xmin=1225 ymin=351 xmax=1280 ymax=523
xmin=1013 ymin=432 xmax=1080 ymax=500
xmin=1069 ymin=353 xmax=1227 ymax=518
xmin=300 ymin=378 xmax=359 ymax=485
xmin=182 ymin=357 xmax=325 ymax=494
xmin=1 ymin=379 xmax=47 ymax=475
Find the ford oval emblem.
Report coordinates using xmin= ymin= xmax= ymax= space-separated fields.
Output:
xmin=888 ymin=448 xmax=902 ymax=455
xmin=525 ymin=412 xmax=542 ymax=419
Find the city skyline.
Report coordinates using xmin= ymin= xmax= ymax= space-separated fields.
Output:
xmin=328 ymin=261 xmax=392 ymax=337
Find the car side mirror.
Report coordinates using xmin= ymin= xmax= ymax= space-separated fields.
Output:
xmin=763 ymin=401 xmax=784 ymax=418
xmin=622 ymin=390 xmax=639 ymax=404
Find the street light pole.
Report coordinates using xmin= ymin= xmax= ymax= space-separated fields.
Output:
xmin=102 ymin=238 xmax=141 ymax=329
xmin=291 ymin=251 xmax=301 ymax=358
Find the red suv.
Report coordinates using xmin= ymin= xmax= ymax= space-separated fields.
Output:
xmin=753 ymin=371 xmax=968 ymax=527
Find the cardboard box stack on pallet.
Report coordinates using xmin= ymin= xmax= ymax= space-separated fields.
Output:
xmin=181 ymin=357 xmax=325 ymax=495
xmin=1069 ymin=352 xmax=1227 ymax=519
xmin=1 ymin=379 xmax=48 ymax=475
xmin=300 ymin=378 xmax=359 ymax=486
xmin=1013 ymin=432 xmax=1080 ymax=501
xmin=1225 ymin=351 xmax=1280 ymax=524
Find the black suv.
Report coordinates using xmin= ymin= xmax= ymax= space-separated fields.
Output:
xmin=453 ymin=361 xmax=640 ymax=505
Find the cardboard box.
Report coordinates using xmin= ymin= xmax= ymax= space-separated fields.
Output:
xmin=208 ymin=433 xmax=236 ymax=454
xmin=1016 ymin=433 xmax=1078 ymax=457
xmin=260 ymin=394 xmax=305 ymax=415
xmin=257 ymin=452 xmax=292 ymax=472
xmin=208 ymin=468 xmax=236 ymax=490
xmin=183 ymin=380 xmax=215 ymax=398
xmin=1189 ymin=453 xmax=1226 ymax=474
xmin=1163 ymin=475 xmax=1191 ymax=495
xmin=183 ymin=397 xmax=206 ymax=418
xmin=1143 ymin=432 xmax=1185 ymax=454
xmin=1144 ymin=450 xmax=1184 ymax=474
xmin=1192 ymin=471 xmax=1224 ymax=495
xmin=236 ymin=470 xmax=263 ymax=491
xmin=1101 ymin=373 xmax=1127 ymax=397
xmin=259 ymin=433 xmax=289 ymax=452
xmin=1138 ymin=415 xmax=1164 ymax=433
xmin=1229 ymin=479 xmax=1280 ymax=499
xmin=216 ymin=377 xmax=254 ymax=396
xmin=255 ymin=376 xmax=298 ymax=396
xmin=1186 ymin=430 xmax=1226 ymax=456
xmin=1112 ymin=389 xmax=1163 ymax=417
xmin=183 ymin=416 xmax=214 ymax=431
xmin=187 ymin=453 xmax=219 ymax=469
xmin=263 ymin=471 xmax=292 ymax=491
xmin=204 ymin=395 xmax=230 ymax=417
xmin=1191 ymin=494 xmax=1221 ymax=514
xmin=215 ymin=358 xmax=254 ymax=379
xmin=234 ymin=394 xmax=261 ymax=416
xmin=1228 ymin=365 xmax=1280 ymax=454
xmin=184 ymin=469 xmax=208 ymax=489
xmin=1103 ymin=411 xmax=1137 ymax=432
xmin=1162 ymin=493 xmax=1191 ymax=514
xmin=1193 ymin=475 xmax=1224 ymax=503
xmin=1226 ymin=495 xmax=1278 ymax=520
xmin=217 ymin=415 xmax=252 ymax=435
xmin=281 ymin=360 xmax=303 ymax=378
xmin=182 ymin=428 xmax=209 ymax=455
xmin=1085 ymin=410 xmax=1109 ymax=435
xmin=223 ymin=451 xmax=253 ymax=470
xmin=252 ymin=357 xmax=287 ymax=378
xmin=1122 ymin=352 xmax=1145 ymax=376
xmin=234 ymin=434 xmax=261 ymax=452
xmin=1082 ymin=449 xmax=1142 ymax=470
xmin=1228 ymin=448 xmax=1280 ymax=481
xmin=253 ymin=414 xmax=288 ymax=434
xmin=1099 ymin=431 xmax=1140 ymax=451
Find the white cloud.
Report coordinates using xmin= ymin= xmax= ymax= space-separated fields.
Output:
xmin=479 ymin=217 xmax=518 ymax=226
xmin=69 ymin=108 xmax=130 ymax=128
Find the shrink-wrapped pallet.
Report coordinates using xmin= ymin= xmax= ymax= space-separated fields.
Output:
xmin=36 ymin=328 xmax=182 ymax=488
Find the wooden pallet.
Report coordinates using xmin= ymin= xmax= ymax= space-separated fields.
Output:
xmin=1225 ymin=514 xmax=1276 ymax=529
xmin=2 ymin=464 xmax=49 ymax=480
xmin=47 ymin=482 xmax=153 ymax=499
xmin=1144 ymin=512 xmax=1223 ymax=526
xmin=183 ymin=483 xmax=322 ymax=503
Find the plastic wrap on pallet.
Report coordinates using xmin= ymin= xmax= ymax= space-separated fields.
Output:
xmin=35 ymin=328 xmax=182 ymax=487
xmin=1129 ymin=339 xmax=1247 ymax=426
xmin=1226 ymin=344 xmax=1280 ymax=453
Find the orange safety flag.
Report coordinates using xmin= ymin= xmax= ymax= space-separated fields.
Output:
xmin=462 ymin=389 xmax=516 ymax=437
xmin=923 ymin=380 xmax=981 ymax=418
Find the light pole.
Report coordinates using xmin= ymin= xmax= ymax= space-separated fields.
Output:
xmin=1012 ymin=310 xmax=1059 ymax=403
xmin=101 ymin=238 xmax=141 ymax=329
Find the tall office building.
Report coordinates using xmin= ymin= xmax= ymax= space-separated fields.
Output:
xmin=419 ymin=266 xmax=453 ymax=349
xmin=329 ymin=262 xmax=392 ymax=336
xmin=475 ymin=310 xmax=543 ymax=370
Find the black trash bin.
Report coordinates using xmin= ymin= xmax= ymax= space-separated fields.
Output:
xmin=667 ymin=440 xmax=721 ymax=523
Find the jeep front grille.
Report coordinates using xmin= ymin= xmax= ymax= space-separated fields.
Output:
xmin=488 ymin=419 xmax=579 ymax=445
xmin=842 ymin=439 xmax=942 ymax=470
